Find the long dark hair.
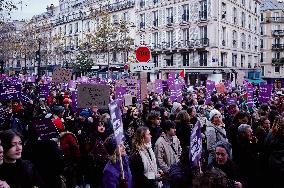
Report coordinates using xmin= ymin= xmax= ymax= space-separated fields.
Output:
xmin=0 ymin=129 xmax=22 ymax=154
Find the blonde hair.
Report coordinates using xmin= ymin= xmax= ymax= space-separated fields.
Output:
xmin=132 ymin=126 xmax=149 ymax=152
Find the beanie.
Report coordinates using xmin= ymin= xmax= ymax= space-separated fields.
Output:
xmin=171 ymin=102 xmax=182 ymax=114
xmin=104 ymin=135 xmax=118 ymax=156
xmin=209 ymin=109 xmax=221 ymax=121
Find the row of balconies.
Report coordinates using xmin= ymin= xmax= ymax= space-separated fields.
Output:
xmin=272 ymin=44 xmax=284 ymax=50
xmin=139 ymin=12 xmax=207 ymax=29
xmin=54 ymin=1 xmax=135 ymax=26
xmin=265 ymin=17 xmax=284 ymax=23
xmin=272 ymin=30 xmax=284 ymax=37
xmin=150 ymin=38 xmax=209 ymax=50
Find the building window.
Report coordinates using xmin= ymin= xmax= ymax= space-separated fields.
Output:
xmin=140 ymin=0 xmax=145 ymax=8
xmin=113 ymin=52 xmax=117 ymax=62
xmin=153 ymin=32 xmax=159 ymax=48
xmin=182 ymin=52 xmax=189 ymax=66
xmin=232 ymin=30 xmax=237 ymax=48
xmin=140 ymin=14 xmax=145 ymax=29
xmin=182 ymin=4 xmax=189 ymax=22
xmin=261 ymin=66 xmax=264 ymax=76
xmin=199 ymin=52 xmax=207 ymax=66
xmin=166 ymin=30 xmax=174 ymax=48
xmin=242 ymin=0 xmax=245 ymax=6
xmin=260 ymin=52 xmax=263 ymax=62
xmin=232 ymin=53 xmax=237 ymax=67
xmin=254 ymin=18 xmax=257 ymax=32
xmin=64 ymin=25 xmax=66 ymax=35
xmin=241 ymin=33 xmax=246 ymax=50
xmin=75 ymin=36 xmax=79 ymax=47
xmin=261 ymin=13 xmax=264 ymax=22
xmin=166 ymin=8 xmax=173 ymax=25
xmin=153 ymin=0 xmax=158 ymax=5
xmin=200 ymin=26 xmax=207 ymax=39
xmin=274 ymin=52 xmax=280 ymax=59
xmin=153 ymin=11 xmax=158 ymax=27
xmin=233 ymin=7 xmax=237 ymax=25
xmin=220 ymin=52 xmax=226 ymax=66
xmin=69 ymin=24 xmax=72 ymax=34
xmin=16 ymin=60 xmax=21 ymax=67
xmin=59 ymin=27 xmax=62 ymax=34
xmin=166 ymin=54 xmax=174 ymax=66
xmin=152 ymin=55 xmax=158 ymax=67
xmin=85 ymin=21 xmax=90 ymax=32
xmin=199 ymin=0 xmax=207 ymax=20
xmin=221 ymin=2 xmax=226 ymax=20
xmin=183 ymin=28 xmax=189 ymax=46
xmin=255 ymin=2 xmax=257 ymax=14
xmin=222 ymin=27 xmax=226 ymax=46
xmin=275 ymin=66 xmax=280 ymax=73
xmin=241 ymin=55 xmax=245 ymax=68
xmin=254 ymin=37 xmax=258 ymax=50
xmin=248 ymin=35 xmax=251 ymax=50
xmin=75 ymin=22 xmax=78 ymax=33
xmin=123 ymin=12 xmax=128 ymax=23
xmin=241 ymin=12 xmax=246 ymax=28
xmin=248 ymin=15 xmax=251 ymax=30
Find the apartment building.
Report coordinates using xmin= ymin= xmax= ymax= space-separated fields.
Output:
xmin=260 ymin=0 xmax=284 ymax=88
xmin=137 ymin=0 xmax=261 ymax=84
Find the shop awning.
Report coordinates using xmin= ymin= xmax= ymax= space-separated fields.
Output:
xmin=245 ymin=79 xmax=267 ymax=84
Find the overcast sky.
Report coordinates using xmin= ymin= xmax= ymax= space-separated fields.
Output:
xmin=10 ymin=0 xmax=59 ymax=20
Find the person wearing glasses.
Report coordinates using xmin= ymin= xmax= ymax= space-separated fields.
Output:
xmin=207 ymin=141 xmax=243 ymax=188
xmin=205 ymin=109 xmax=229 ymax=165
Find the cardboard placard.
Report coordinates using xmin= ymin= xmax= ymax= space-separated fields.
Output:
xmin=140 ymin=72 xmax=148 ymax=100
xmin=124 ymin=94 xmax=133 ymax=106
xmin=116 ymin=75 xmax=139 ymax=96
xmin=77 ymin=84 xmax=110 ymax=109
xmin=52 ymin=68 xmax=72 ymax=83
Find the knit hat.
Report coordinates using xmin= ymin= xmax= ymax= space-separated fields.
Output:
xmin=214 ymin=140 xmax=232 ymax=159
xmin=209 ymin=109 xmax=222 ymax=121
xmin=52 ymin=105 xmax=65 ymax=116
xmin=104 ymin=135 xmax=118 ymax=156
xmin=171 ymin=102 xmax=182 ymax=114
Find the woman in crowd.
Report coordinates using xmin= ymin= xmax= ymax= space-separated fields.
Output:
xmin=175 ymin=110 xmax=192 ymax=150
xmin=0 ymin=130 xmax=43 ymax=188
xmin=207 ymin=141 xmax=243 ymax=188
xmin=130 ymin=126 xmax=162 ymax=188
xmin=205 ymin=109 xmax=228 ymax=164
xmin=103 ymin=135 xmax=132 ymax=188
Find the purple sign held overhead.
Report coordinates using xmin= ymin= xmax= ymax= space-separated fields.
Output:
xmin=115 ymin=86 xmax=127 ymax=107
xmin=0 ymin=84 xmax=21 ymax=100
xmin=109 ymin=100 xmax=124 ymax=144
xmin=39 ymin=84 xmax=49 ymax=99
xmin=247 ymin=85 xmax=254 ymax=108
xmin=205 ymin=80 xmax=215 ymax=104
xmin=189 ymin=121 xmax=202 ymax=168
xmin=259 ymin=84 xmax=273 ymax=104
xmin=155 ymin=79 xmax=163 ymax=95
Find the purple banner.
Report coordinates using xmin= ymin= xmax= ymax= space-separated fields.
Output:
xmin=39 ymin=84 xmax=49 ymax=99
xmin=259 ymin=84 xmax=273 ymax=103
xmin=115 ymin=86 xmax=127 ymax=107
xmin=162 ymin=80 xmax=168 ymax=92
xmin=109 ymin=100 xmax=124 ymax=144
xmin=32 ymin=119 xmax=59 ymax=140
xmin=189 ymin=121 xmax=202 ymax=168
xmin=205 ymin=80 xmax=215 ymax=104
xmin=155 ymin=79 xmax=163 ymax=95
xmin=247 ymin=85 xmax=254 ymax=108
xmin=0 ymin=84 xmax=21 ymax=100
xmin=71 ymin=91 xmax=78 ymax=112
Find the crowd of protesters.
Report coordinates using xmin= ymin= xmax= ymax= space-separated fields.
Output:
xmin=0 ymin=78 xmax=283 ymax=188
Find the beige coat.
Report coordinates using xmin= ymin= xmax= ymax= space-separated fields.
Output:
xmin=154 ymin=133 xmax=182 ymax=174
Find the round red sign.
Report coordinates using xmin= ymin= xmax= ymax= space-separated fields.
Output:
xmin=135 ymin=46 xmax=151 ymax=63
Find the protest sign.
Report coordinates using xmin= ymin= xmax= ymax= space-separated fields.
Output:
xmin=124 ymin=94 xmax=132 ymax=106
xmin=155 ymin=79 xmax=163 ymax=95
xmin=52 ymin=68 xmax=72 ymax=83
xmin=140 ymin=73 xmax=148 ymax=100
xmin=189 ymin=121 xmax=202 ymax=168
xmin=0 ymin=84 xmax=21 ymax=100
xmin=116 ymin=75 xmax=139 ymax=96
xmin=109 ymin=100 xmax=124 ymax=144
xmin=77 ymin=84 xmax=110 ymax=109
xmin=115 ymin=86 xmax=127 ymax=107
xmin=32 ymin=119 xmax=59 ymax=140
xmin=247 ymin=85 xmax=254 ymax=108
xmin=236 ymin=70 xmax=245 ymax=86
xmin=205 ymin=80 xmax=215 ymax=104
xmin=39 ymin=84 xmax=49 ymax=99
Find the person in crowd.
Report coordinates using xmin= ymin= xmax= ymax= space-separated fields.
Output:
xmin=155 ymin=120 xmax=182 ymax=188
xmin=175 ymin=110 xmax=192 ymax=150
xmin=0 ymin=130 xmax=43 ymax=188
xmin=169 ymin=147 xmax=193 ymax=188
xmin=207 ymin=141 xmax=243 ymax=188
xmin=52 ymin=105 xmax=65 ymax=132
xmin=151 ymin=100 xmax=160 ymax=111
xmin=205 ymin=109 xmax=228 ymax=164
xmin=130 ymin=126 xmax=162 ymax=188
xmin=187 ymin=106 xmax=198 ymax=125
xmin=159 ymin=107 xmax=169 ymax=126
xmin=163 ymin=97 xmax=173 ymax=113
xmin=234 ymin=124 xmax=258 ymax=188
xmin=0 ymin=140 xmax=10 ymax=188
xmin=87 ymin=118 xmax=109 ymax=187
xmin=103 ymin=135 xmax=132 ymax=188
xmin=255 ymin=117 xmax=270 ymax=148
xmin=146 ymin=111 xmax=163 ymax=147
xmin=169 ymin=102 xmax=182 ymax=121
xmin=62 ymin=98 xmax=74 ymax=131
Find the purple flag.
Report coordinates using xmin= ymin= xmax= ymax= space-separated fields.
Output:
xmin=109 ymin=100 xmax=125 ymax=144
xmin=247 ymin=85 xmax=254 ymax=108
xmin=189 ymin=121 xmax=202 ymax=168
xmin=71 ymin=91 xmax=78 ymax=112
xmin=115 ymin=86 xmax=127 ymax=107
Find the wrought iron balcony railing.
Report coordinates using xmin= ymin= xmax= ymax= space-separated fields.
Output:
xmin=272 ymin=30 xmax=284 ymax=37
xmin=150 ymin=38 xmax=209 ymax=50
xmin=266 ymin=17 xmax=284 ymax=23
xmin=272 ymin=44 xmax=284 ymax=50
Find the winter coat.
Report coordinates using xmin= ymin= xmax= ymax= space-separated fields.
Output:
xmin=0 ymin=159 xmax=43 ymax=188
xmin=154 ymin=133 xmax=182 ymax=174
xmin=103 ymin=156 xmax=133 ymax=188
xmin=205 ymin=122 xmax=228 ymax=152
xmin=169 ymin=161 xmax=192 ymax=188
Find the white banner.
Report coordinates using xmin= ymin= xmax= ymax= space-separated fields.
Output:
xmin=130 ymin=63 xmax=155 ymax=72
